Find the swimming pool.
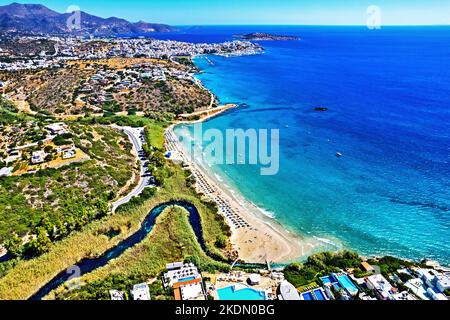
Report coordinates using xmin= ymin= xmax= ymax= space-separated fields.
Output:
xmin=320 ymin=276 xmax=333 ymax=286
xmin=302 ymin=292 xmax=315 ymax=300
xmin=334 ymin=274 xmax=359 ymax=296
xmin=178 ymin=276 xmax=196 ymax=283
xmin=217 ymin=286 xmax=266 ymax=301
xmin=314 ymin=289 xmax=326 ymax=300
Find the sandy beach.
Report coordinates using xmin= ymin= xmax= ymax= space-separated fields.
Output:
xmin=165 ymin=109 xmax=324 ymax=264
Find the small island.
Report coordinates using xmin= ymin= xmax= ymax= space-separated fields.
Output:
xmin=238 ymin=33 xmax=300 ymax=41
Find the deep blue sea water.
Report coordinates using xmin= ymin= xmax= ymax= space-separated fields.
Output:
xmin=154 ymin=26 xmax=450 ymax=264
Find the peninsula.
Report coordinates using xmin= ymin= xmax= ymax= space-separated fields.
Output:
xmin=238 ymin=33 xmax=300 ymax=41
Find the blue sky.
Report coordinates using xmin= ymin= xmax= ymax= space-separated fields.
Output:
xmin=2 ymin=0 xmax=450 ymax=25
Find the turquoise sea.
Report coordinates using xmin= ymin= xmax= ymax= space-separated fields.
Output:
xmin=157 ymin=26 xmax=450 ymax=264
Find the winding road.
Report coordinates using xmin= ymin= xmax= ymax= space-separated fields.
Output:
xmin=111 ymin=126 xmax=154 ymax=212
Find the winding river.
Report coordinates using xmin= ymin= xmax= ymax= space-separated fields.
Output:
xmin=30 ymin=201 xmax=206 ymax=300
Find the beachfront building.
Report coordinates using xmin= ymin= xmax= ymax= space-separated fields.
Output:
xmin=405 ymin=278 xmax=430 ymax=300
xmin=435 ymin=275 xmax=450 ymax=293
xmin=360 ymin=262 xmax=375 ymax=274
xmin=130 ymin=283 xmax=151 ymax=300
xmin=415 ymin=268 xmax=450 ymax=294
xmin=427 ymin=288 xmax=447 ymax=301
xmin=172 ymin=278 xmax=205 ymax=301
xmin=365 ymin=274 xmax=394 ymax=300
xmin=278 ymin=281 xmax=301 ymax=300
xmin=163 ymin=262 xmax=205 ymax=300
xmin=416 ymin=268 xmax=440 ymax=288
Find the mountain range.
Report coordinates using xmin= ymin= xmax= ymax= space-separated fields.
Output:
xmin=0 ymin=2 xmax=175 ymax=36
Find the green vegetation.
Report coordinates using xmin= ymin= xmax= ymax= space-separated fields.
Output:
xmin=0 ymin=96 xmax=32 ymax=126
xmin=397 ymin=272 xmax=414 ymax=283
xmin=0 ymin=124 xmax=135 ymax=254
xmin=284 ymin=250 xmax=362 ymax=288
xmin=0 ymin=259 xmax=19 ymax=278
xmin=56 ymin=274 xmax=142 ymax=300
xmin=78 ymin=115 xmax=169 ymax=150
xmin=56 ymin=275 xmax=172 ymax=301
xmin=116 ymin=187 xmax=157 ymax=213
xmin=368 ymin=256 xmax=415 ymax=278
xmin=1 ymin=58 xmax=211 ymax=116
xmin=0 ymin=117 xmax=230 ymax=299
xmin=54 ymin=206 xmax=229 ymax=300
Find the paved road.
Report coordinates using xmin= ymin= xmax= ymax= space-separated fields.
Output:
xmin=111 ymin=126 xmax=154 ymax=212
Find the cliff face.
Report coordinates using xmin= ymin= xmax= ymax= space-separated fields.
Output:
xmin=0 ymin=2 xmax=175 ymax=35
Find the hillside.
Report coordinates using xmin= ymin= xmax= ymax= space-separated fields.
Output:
xmin=0 ymin=2 xmax=174 ymax=36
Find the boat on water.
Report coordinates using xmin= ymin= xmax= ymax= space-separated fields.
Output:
xmin=336 ymin=152 xmax=343 ymax=158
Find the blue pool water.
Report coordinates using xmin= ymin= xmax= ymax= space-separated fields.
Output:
xmin=320 ymin=276 xmax=333 ymax=286
xmin=314 ymin=289 xmax=326 ymax=300
xmin=169 ymin=26 xmax=450 ymax=264
xmin=178 ymin=276 xmax=196 ymax=283
xmin=335 ymin=274 xmax=359 ymax=295
xmin=217 ymin=286 xmax=266 ymax=301
xmin=302 ymin=292 xmax=315 ymax=300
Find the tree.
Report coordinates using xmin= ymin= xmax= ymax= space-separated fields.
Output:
xmin=215 ymin=235 xmax=227 ymax=249
xmin=38 ymin=217 xmax=56 ymax=240
xmin=44 ymin=145 xmax=54 ymax=154
xmin=96 ymin=199 xmax=110 ymax=218
xmin=24 ymin=227 xmax=52 ymax=257
xmin=4 ymin=234 xmax=23 ymax=258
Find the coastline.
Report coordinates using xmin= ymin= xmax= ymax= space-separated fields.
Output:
xmin=165 ymin=108 xmax=329 ymax=264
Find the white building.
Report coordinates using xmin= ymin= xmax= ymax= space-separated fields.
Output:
xmin=163 ymin=262 xmax=201 ymax=288
xmin=31 ymin=150 xmax=46 ymax=164
xmin=248 ymin=274 xmax=261 ymax=286
xmin=109 ymin=290 xmax=125 ymax=300
xmin=45 ymin=123 xmax=68 ymax=136
xmin=278 ymin=281 xmax=301 ymax=301
xmin=427 ymin=288 xmax=447 ymax=301
xmin=5 ymin=150 xmax=21 ymax=163
xmin=173 ymin=278 xmax=205 ymax=301
xmin=365 ymin=274 xmax=394 ymax=300
xmin=130 ymin=283 xmax=151 ymax=300
xmin=405 ymin=278 xmax=430 ymax=300
xmin=62 ymin=149 xmax=76 ymax=159
xmin=435 ymin=275 xmax=450 ymax=293
xmin=416 ymin=268 xmax=439 ymax=288
xmin=164 ymin=262 xmax=205 ymax=301
xmin=391 ymin=291 xmax=417 ymax=300
xmin=0 ymin=167 xmax=13 ymax=177
xmin=270 ymin=272 xmax=285 ymax=281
